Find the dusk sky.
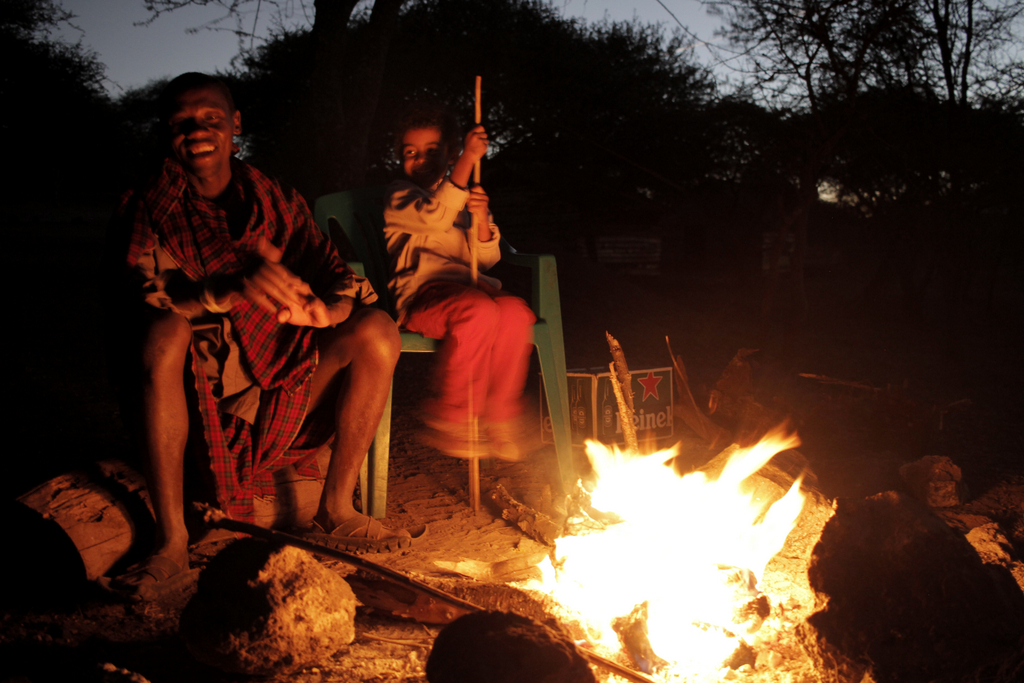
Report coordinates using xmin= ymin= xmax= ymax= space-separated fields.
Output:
xmin=58 ymin=0 xmax=728 ymax=95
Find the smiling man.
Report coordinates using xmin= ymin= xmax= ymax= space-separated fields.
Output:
xmin=108 ymin=73 xmax=412 ymax=600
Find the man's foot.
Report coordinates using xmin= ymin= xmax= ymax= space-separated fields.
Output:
xmin=302 ymin=514 xmax=425 ymax=553
xmin=106 ymin=554 xmax=198 ymax=602
xmin=419 ymin=415 xmax=486 ymax=459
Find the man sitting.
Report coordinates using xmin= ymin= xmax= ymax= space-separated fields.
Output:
xmin=109 ymin=73 xmax=410 ymax=599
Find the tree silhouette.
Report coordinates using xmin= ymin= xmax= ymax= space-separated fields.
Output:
xmin=1 ymin=0 xmax=125 ymax=200
xmin=226 ymin=0 xmax=716 ymax=250
xmin=141 ymin=0 xmax=407 ymax=196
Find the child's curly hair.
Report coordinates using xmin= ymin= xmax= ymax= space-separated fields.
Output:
xmin=392 ymin=100 xmax=464 ymax=161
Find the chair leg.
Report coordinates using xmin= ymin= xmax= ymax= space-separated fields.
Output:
xmin=365 ymin=382 xmax=393 ymax=519
xmin=533 ymin=327 xmax=575 ymax=493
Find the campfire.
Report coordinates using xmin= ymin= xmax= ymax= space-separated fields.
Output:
xmin=522 ymin=428 xmax=806 ymax=678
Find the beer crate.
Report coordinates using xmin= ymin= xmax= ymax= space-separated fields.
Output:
xmin=541 ymin=367 xmax=673 ymax=447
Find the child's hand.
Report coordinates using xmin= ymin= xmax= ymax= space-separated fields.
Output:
xmin=462 ymin=125 xmax=489 ymax=165
xmin=451 ymin=125 xmax=489 ymax=188
xmin=468 ymin=185 xmax=492 ymax=241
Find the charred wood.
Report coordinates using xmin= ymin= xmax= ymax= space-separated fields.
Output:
xmin=611 ymin=601 xmax=669 ymax=675
xmin=606 ymin=332 xmax=639 ymax=453
xmin=488 ymin=483 xmax=563 ymax=546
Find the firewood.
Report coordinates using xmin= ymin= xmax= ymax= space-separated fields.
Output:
xmin=487 ymin=483 xmax=562 ymax=546
xmin=17 ymin=459 xmax=153 ymax=580
xmin=665 ymin=336 xmax=731 ymax=449
xmin=605 ymin=332 xmax=635 ymax=414
xmin=606 ymin=332 xmax=639 ymax=453
xmin=611 ymin=601 xmax=668 ymax=675
xmin=434 ymin=552 xmax=549 ymax=582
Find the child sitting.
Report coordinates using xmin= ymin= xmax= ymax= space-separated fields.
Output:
xmin=384 ymin=102 xmax=535 ymax=461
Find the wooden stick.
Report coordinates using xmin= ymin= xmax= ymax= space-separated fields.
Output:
xmin=467 ymin=75 xmax=483 ymax=511
xmin=665 ymin=336 xmax=730 ymax=449
xmin=606 ymin=332 xmax=635 ymax=415
xmin=468 ymin=438 xmax=481 ymax=512
xmin=606 ymin=332 xmax=638 ymax=454
xmin=608 ymin=361 xmax=639 ymax=455
xmin=196 ymin=503 xmax=479 ymax=618
xmin=196 ymin=504 xmax=658 ymax=683
xmin=469 ymin=75 xmax=482 ymax=288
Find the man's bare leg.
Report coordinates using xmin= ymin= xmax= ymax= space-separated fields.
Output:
xmin=305 ymin=307 xmax=401 ymax=531
xmin=132 ymin=309 xmax=192 ymax=575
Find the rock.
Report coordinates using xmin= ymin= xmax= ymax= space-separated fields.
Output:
xmin=426 ymin=610 xmax=596 ymax=683
xmin=180 ymin=538 xmax=356 ymax=675
xmin=967 ymin=523 xmax=1024 ymax=592
xmin=967 ymin=523 xmax=1015 ymax=564
xmin=799 ymin=491 xmax=1024 ymax=683
xmin=98 ymin=663 xmax=152 ymax=683
xmin=898 ymin=455 xmax=964 ymax=507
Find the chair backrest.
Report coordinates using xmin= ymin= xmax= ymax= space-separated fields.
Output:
xmin=313 ymin=187 xmax=398 ymax=318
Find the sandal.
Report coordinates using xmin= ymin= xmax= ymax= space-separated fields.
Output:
xmin=302 ymin=514 xmax=427 ymax=553
xmin=105 ymin=555 xmax=199 ymax=602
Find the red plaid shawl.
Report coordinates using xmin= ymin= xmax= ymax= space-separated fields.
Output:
xmin=120 ymin=158 xmax=376 ymax=521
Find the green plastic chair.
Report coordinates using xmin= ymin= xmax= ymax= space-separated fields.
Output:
xmin=313 ymin=187 xmax=574 ymax=518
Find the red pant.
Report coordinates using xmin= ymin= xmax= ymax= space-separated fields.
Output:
xmin=404 ymin=280 xmax=536 ymax=424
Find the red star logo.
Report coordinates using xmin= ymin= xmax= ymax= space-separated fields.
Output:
xmin=638 ymin=371 xmax=662 ymax=401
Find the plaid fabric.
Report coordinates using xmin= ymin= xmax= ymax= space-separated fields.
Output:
xmin=119 ymin=158 xmax=376 ymax=521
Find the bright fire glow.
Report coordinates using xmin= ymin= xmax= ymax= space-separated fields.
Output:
xmin=525 ymin=428 xmax=805 ymax=678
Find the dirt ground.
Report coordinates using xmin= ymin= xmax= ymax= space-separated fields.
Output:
xmin=2 ymin=204 xmax=1023 ymax=683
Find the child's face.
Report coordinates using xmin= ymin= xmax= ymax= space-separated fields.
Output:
xmin=401 ymin=126 xmax=452 ymax=188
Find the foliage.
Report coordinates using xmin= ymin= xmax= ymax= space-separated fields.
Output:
xmin=376 ymin=0 xmax=716 ymax=201
xmin=0 ymin=0 xmax=126 ymax=201
xmin=718 ymin=0 xmax=925 ymax=114
xmin=225 ymin=0 xmax=717 ymax=233
xmin=918 ymin=0 xmax=1024 ymax=105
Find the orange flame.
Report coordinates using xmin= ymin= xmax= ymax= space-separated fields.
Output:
xmin=524 ymin=427 xmax=806 ymax=676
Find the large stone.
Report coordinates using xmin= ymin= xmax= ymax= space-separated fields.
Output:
xmin=898 ymin=455 xmax=964 ymax=507
xmin=799 ymin=491 xmax=1024 ymax=683
xmin=180 ymin=538 xmax=356 ymax=675
xmin=967 ymin=522 xmax=1024 ymax=592
xmin=426 ymin=610 xmax=596 ymax=683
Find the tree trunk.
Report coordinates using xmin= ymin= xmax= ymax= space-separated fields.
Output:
xmin=285 ymin=0 xmax=405 ymax=198
xmin=333 ymin=0 xmax=405 ymax=191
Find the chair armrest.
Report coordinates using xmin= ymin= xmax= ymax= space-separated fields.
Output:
xmin=500 ymin=239 xmax=562 ymax=325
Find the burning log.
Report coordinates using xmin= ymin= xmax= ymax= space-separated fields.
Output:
xmin=487 ymin=483 xmax=563 ymax=545
xmin=606 ymin=332 xmax=639 ymax=453
xmin=698 ymin=439 xmax=831 ymax=620
xmin=611 ymin=602 xmax=669 ymax=675
xmin=715 ymin=565 xmax=771 ymax=636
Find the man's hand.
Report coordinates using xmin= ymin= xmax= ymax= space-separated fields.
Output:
xmin=243 ymin=237 xmax=331 ymax=327
xmin=467 ymin=186 xmax=492 ymax=241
